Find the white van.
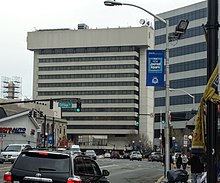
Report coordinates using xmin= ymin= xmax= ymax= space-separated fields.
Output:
xmin=70 ymin=145 xmax=81 ymax=154
xmin=0 ymin=144 xmax=32 ymax=164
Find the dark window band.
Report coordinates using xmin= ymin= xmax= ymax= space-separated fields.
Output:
xmin=39 ymin=73 xmax=138 ymax=80
xmin=38 ymin=90 xmax=139 ymax=96
xmin=39 ymin=64 xmax=139 ymax=71
xmin=39 ymin=56 xmax=139 ymax=63
xmin=38 ymin=81 xmax=138 ymax=88
xmin=67 ymin=125 xmax=138 ymax=130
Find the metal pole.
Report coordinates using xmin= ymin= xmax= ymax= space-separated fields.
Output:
xmin=43 ymin=115 xmax=46 ymax=148
xmin=206 ymin=0 xmax=218 ymax=182
xmin=52 ymin=117 xmax=55 ymax=148
xmin=165 ymin=19 xmax=170 ymax=175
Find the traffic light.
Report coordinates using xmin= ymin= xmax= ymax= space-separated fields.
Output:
xmin=162 ymin=120 xmax=165 ymax=124
xmin=135 ymin=116 xmax=139 ymax=125
xmin=50 ymin=99 xmax=53 ymax=109
xmin=33 ymin=111 xmax=37 ymax=118
xmin=76 ymin=100 xmax=81 ymax=112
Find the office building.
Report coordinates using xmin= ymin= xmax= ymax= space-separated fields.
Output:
xmin=154 ymin=1 xmax=207 ymax=149
xmin=27 ymin=25 xmax=155 ymax=150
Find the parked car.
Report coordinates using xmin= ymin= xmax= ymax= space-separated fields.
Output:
xmin=110 ymin=151 xmax=121 ymax=159
xmin=3 ymin=149 xmax=110 ymax=183
xmin=148 ymin=152 xmax=163 ymax=162
xmin=122 ymin=152 xmax=131 ymax=159
xmin=85 ymin=150 xmax=97 ymax=160
xmin=130 ymin=151 xmax=143 ymax=161
xmin=0 ymin=144 xmax=32 ymax=164
xmin=104 ymin=152 xmax=111 ymax=158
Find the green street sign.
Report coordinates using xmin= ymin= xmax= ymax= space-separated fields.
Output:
xmin=58 ymin=101 xmax=72 ymax=108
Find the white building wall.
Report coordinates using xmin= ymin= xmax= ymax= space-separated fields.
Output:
xmin=27 ymin=26 xmax=155 ymax=148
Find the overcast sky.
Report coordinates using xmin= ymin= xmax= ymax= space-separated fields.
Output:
xmin=0 ymin=0 xmax=204 ymax=99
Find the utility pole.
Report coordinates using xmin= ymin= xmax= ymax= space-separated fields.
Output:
xmin=52 ymin=117 xmax=55 ymax=148
xmin=43 ymin=115 xmax=46 ymax=148
xmin=206 ymin=0 xmax=218 ymax=182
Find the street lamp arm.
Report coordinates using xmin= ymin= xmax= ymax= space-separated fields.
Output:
xmin=104 ymin=1 xmax=166 ymax=24
xmin=122 ymin=3 xmax=166 ymax=24
xmin=169 ymin=88 xmax=195 ymax=110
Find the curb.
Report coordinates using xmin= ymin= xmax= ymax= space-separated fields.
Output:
xmin=156 ymin=176 xmax=164 ymax=183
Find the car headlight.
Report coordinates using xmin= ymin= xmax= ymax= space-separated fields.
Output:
xmin=11 ymin=155 xmax=18 ymax=158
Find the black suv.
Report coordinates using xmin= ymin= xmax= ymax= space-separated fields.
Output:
xmin=3 ymin=150 xmax=110 ymax=183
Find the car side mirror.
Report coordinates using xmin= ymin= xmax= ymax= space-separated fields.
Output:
xmin=102 ymin=169 xmax=110 ymax=176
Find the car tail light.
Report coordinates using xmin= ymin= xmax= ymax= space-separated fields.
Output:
xmin=67 ymin=177 xmax=82 ymax=183
xmin=4 ymin=172 xmax=12 ymax=182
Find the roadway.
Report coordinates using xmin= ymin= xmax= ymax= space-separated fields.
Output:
xmin=0 ymin=158 xmax=164 ymax=183
xmin=97 ymin=158 xmax=163 ymax=183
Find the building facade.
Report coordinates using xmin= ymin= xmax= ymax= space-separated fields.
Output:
xmin=154 ymin=1 xmax=207 ymax=150
xmin=27 ymin=25 xmax=155 ymax=150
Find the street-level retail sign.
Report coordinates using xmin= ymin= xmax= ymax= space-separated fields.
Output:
xmin=146 ymin=50 xmax=165 ymax=87
xmin=58 ymin=101 xmax=72 ymax=108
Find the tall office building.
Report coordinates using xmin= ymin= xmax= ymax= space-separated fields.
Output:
xmin=154 ymin=1 xmax=207 ymax=149
xmin=27 ymin=25 xmax=155 ymax=149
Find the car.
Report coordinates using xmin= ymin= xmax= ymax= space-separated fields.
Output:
xmin=148 ymin=152 xmax=163 ymax=162
xmin=0 ymin=144 xmax=32 ymax=164
xmin=130 ymin=151 xmax=143 ymax=161
xmin=3 ymin=149 xmax=110 ymax=183
xmin=85 ymin=150 xmax=97 ymax=160
xmin=104 ymin=152 xmax=111 ymax=158
xmin=122 ymin=152 xmax=131 ymax=159
xmin=110 ymin=151 xmax=121 ymax=159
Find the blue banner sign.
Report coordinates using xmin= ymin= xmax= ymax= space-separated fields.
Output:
xmin=146 ymin=50 xmax=165 ymax=86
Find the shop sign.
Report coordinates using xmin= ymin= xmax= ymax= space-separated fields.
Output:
xmin=0 ymin=127 xmax=26 ymax=134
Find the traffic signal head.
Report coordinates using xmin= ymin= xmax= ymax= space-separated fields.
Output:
xmin=33 ymin=111 xmax=37 ymax=118
xmin=39 ymin=111 xmax=43 ymax=117
xmin=135 ymin=116 xmax=139 ymax=125
xmin=50 ymin=99 xmax=53 ymax=109
xmin=76 ymin=100 xmax=81 ymax=112
xmin=162 ymin=120 xmax=165 ymax=124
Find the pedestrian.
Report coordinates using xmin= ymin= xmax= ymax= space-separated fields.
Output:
xmin=188 ymin=153 xmax=204 ymax=183
xmin=176 ymin=154 xmax=182 ymax=169
xmin=182 ymin=154 xmax=188 ymax=170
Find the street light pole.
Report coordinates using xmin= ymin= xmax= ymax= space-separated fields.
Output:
xmin=169 ymin=88 xmax=195 ymax=111
xmin=104 ymin=0 xmax=171 ymax=175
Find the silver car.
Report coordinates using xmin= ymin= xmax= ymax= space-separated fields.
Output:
xmin=130 ymin=151 xmax=143 ymax=161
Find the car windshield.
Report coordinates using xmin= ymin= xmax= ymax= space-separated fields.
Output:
xmin=71 ymin=148 xmax=80 ymax=152
xmin=4 ymin=145 xmax=22 ymax=152
xmin=14 ymin=152 xmax=70 ymax=172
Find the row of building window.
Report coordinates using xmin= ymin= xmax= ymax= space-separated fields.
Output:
xmin=155 ymin=93 xmax=203 ymax=107
xmin=38 ymin=81 xmax=139 ymax=88
xmin=62 ymin=107 xmax=138 ymax=113
xmin=155 ymin=7 xmax=207 ymax=29
xmin=38 ymin=90 xmax=139 ymax=96
xmin=61 ymin=99 xmax=138 ymax=104
xmin=39 ymin=73 xmax=139 ymax=80
xmin=170 ymin=59 xmax=206 ymax=73
xmin=65 ymin=116 xmax=135 ymax=121
xmin=39 ymin=56 xmax=139 ymax=63
xmin=67 ymin=125 xmax=138 ymax=130
xmin=155 ymin=26 xmax=205 ymax=45
xmin=155 ymin=75 xmax=207 ymax=91
xmin=39 ymin=46 xmax=140 ymax=55
xmin=170 ymin=42 xmax=206 ymax=58
xmin=39 ymin=64 xmax=139 ymax=71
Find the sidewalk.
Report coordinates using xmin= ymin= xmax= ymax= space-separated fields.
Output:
xmin=156 ymin=166 xmax=192 ymax=183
